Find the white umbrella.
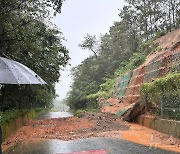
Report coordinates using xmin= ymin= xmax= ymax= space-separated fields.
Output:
xmin=0 ymin=57 xmax=46 ymax=84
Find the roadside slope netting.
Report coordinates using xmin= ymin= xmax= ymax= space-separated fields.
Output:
xmin=122 ymin=66 xmax=146 ymax=104
xmin=111 ymin=30 xmax=180 ymax=120
xmin=114 ymin=71 xmax=133 ymax=100
xmin=161 ymin=92 xmax=180 ymax=120
xmin=141 ymin=73 xmax=180 ymax=120
xmin=145 ymin=59 xmax=162 ymax=82
xmin=114 ymin=48 xmax=180 ymax=119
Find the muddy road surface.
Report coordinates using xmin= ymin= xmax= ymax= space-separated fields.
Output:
xmin=3 ymin=112 xmax=180 ymax=153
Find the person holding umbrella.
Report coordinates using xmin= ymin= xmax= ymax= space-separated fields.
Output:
xmin=0 ymin=56 xmax=46 ymax=153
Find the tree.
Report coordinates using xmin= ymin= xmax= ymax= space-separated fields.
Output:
xmin=79 ymin=34 xmax=98 ymax=58
xmin=0 ymin=0 xmax=70 ymax=111
xmin=125 ymin=0 xmax=180 ymax=37
xmin=66 ymin=0 xmax=180 ymax=111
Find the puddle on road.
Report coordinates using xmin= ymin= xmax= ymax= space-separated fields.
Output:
xmin=37 ymin=112 xmax=73 ymax=119
xmin=4 ymin=138 xmax=176 ymax=154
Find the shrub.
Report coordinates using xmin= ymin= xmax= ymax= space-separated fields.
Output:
xmin=74 ymin=110 xmax=86 ymax=118
xmin=140 ymin=73 xmax=180 ymax=119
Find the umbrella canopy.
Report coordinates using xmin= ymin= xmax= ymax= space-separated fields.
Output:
xmin=0 ymin=57 xmax=46 ymax=84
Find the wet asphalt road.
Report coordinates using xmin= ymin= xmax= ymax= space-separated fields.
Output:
xmin=37 ymin=112 xmax=73 ymax=119
xmin=5 ymin=137 xmax=177 ymax=154
xmin=4 ymin=112 xmax=179 ymax=154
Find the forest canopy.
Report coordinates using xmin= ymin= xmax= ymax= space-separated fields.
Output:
xmin=0 ymin=0 xmax=70 ymax=111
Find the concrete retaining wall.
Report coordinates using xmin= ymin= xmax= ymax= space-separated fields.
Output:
xmin=136 ymin=115 xmax=180 ymax=139
xmin=2 ymin=109 xmax=47 ymax=140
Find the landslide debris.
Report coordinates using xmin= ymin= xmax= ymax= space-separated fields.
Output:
xmin=2 ymin=112 xmax=129 ymax=150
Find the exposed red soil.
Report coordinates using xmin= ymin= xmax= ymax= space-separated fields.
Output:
xmin=2 ymin=112 xmax=180 ymax=153
xmin=101 ymin=98 xmax=130 ymax=114
xmin=2 ymin=113 xmax=128 ymax=151
xmin=102 ymin=30 xmax=180 ymax=121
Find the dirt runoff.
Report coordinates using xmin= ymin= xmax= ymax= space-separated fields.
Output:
xmin=2 ymin=113 xmax=128 ymax=150
xmin=2 ymin=112 xmax=180 ymax=153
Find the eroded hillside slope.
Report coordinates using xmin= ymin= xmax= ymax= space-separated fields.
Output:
xmin=101 ymin=29 xmax=180 ymax=120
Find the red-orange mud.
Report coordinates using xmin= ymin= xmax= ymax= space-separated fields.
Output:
xmin=2 ymin=112 xmax=180 ymax=153
xmin=122 ymin=124 xmax=180 ymax=153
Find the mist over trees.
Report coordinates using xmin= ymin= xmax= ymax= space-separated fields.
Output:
xmin=0 ymin=0 xmax=70 ymax=111
xmin=66 ymin=0 xmax=179 ymax=111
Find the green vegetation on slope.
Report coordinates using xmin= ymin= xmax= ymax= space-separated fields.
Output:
xmin=140 ymin=73 xmax=180 ymax=120
xmin=66 ymin=0 xmax=180 ymax=112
